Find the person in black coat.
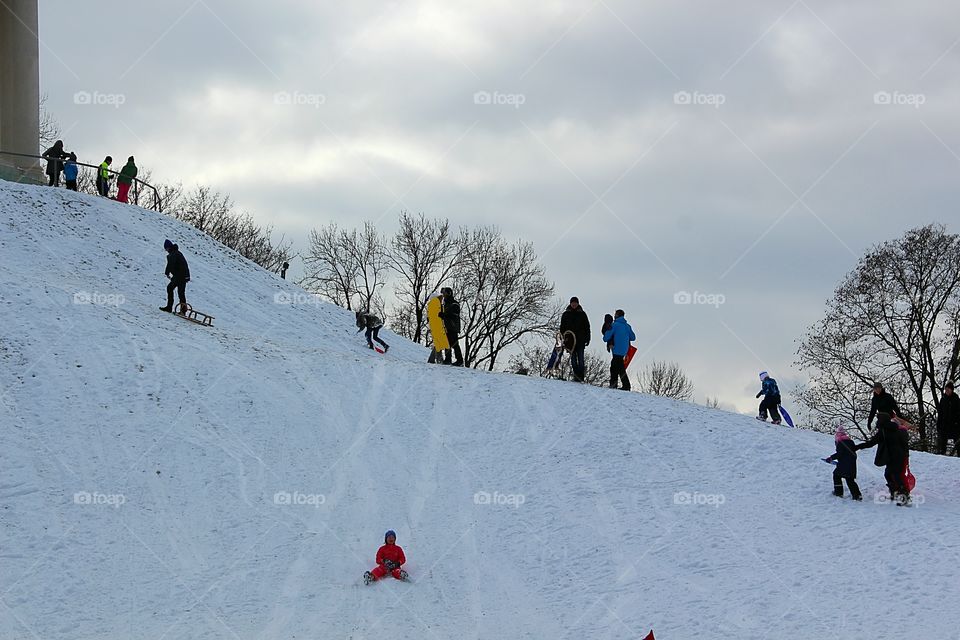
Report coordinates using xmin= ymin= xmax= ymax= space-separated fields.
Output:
xmin=937 ymin=382 xmax=960 ymax=455
xmin=825 ymin=426 xmax=862 ymax=500
xmin=160 ymin=239 xmax=191 ymax=313
xmin=42 ymin=140 xmax=69 ymax=187
xmin=867 ymin=382 xmax=900 ymax=428
xmin=355 ymin=311 xmax=389 ymax=352
xmin=600 ymin=314 xmax=614 ymax=353
xmin=559 ymin=297 xmax=590 ymax=382
xmin=439 ymin=287 xmax=463 ymax=366
xmin=857 ymin=412 xmax=911 ymax=503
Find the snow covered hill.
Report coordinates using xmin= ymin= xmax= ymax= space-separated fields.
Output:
xmin=1 ymin=179 xmax=960 ymax=640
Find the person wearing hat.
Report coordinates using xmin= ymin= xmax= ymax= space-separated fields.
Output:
xmin=755 ymin=371 xmax=782 ymax=424
xmin=559 ymin=296 xmax=590 ymax=382
xmin=936 ymin=382 xmax=960 ymax=456
xmin=438 ymin=287 xmax=463 ymax=366
xmin=42 ymin=140 xmax=69 ymax=187
xmin=364 ymin=530 xmax=408 ymax=584
xmin=63 ymin=153 xmax=79 ymax=191
xmin=96 ymin=156 xmax=113 ymax=197
xmin=602 ymin=309 xmax=635 ymax=390
xmin=160 ymin=239 xmax=190 ymax=313
xmin=867 ymin=382 xmax=900 ymax=429
xmin=824 ymin=425 xmax=862 ymax=500
xmin=116 ymin=155 xmax=138 ymax=203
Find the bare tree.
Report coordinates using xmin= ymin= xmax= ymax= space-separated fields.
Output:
xmin=704 ymin=396 xmax=721 ymax=409
xmin=39 ymin=93 xmax=60 ymax=152
xmin=797 ymin=224 xmax=960 ymax=447
xmin=388 ymin=211 xmax=461 ymax=343
xmin=637 ymin=360 xmax=695 ymax=401
xmin=300 ymin=221 xmax=387 ymax=313
xmin=452 ymin=226 xmax=555 ymax=370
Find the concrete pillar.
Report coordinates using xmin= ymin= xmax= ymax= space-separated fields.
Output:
xmin=0 ymin=0 xmax=42 ymax=184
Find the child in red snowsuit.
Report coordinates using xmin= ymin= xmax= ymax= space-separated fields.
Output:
xmin=364 ymin=530 xmax=408 ymax=583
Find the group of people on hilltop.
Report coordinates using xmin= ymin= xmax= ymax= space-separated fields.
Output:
xmin=558 ymin=296 xmax=636 ymax=390
xmin=42 ymin=140 xmax=138 ymax=202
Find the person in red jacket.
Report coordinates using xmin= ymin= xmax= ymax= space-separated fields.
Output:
xmin=364 ymin=530 xmax=408 ymax=584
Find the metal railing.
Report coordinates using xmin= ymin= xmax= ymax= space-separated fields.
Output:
xmin=0 ymin=150 xmax=162 ymax=211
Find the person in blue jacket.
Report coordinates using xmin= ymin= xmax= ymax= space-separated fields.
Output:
xmin=63 ymin=153 xmax=79 ymax=191
xmin=602 ymin=309 xmax=635 ymax=390
xmin=756 ymin=371 xmax=782 ymax=424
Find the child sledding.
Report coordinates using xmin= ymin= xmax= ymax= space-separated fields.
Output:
xmin=363 ymin=530 xmax=409 ymax=584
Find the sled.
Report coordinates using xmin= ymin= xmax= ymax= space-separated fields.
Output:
xmin=778 ymin=405 xmax=795 ymax=427
xmin=623 ymin=344 xmax=638 ymax=369
xmin=561 ymin=330 xmax=576 ymax=353
xmin=374 ymin=345 xmax=385 ymax=354
xmin=427 ymin=295 xmax=450 ymax=351
xmin=173 ymin=302 xmax=214 ymax=327
xmin=903 ymin=461 xmax=916 ymax=492
xmin=545 ymin=333 xmax=564 ymax=377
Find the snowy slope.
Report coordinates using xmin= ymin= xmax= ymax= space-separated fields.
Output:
xmin=1 ymin=180 xmax=960 ymax=640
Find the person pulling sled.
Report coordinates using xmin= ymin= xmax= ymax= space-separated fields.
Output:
xmin=756 ymin=371 xmax=782 ymax=424
xmin=364 ymin=530 xmax=408 ymax=584
xmin=355 ymin=311 xmax=389 ymax=352
xmin=160 ymin=239 xmax=190 ymax=313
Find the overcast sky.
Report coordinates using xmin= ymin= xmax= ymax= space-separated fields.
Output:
xmin=37 ymin=1 xmax=960 ymax=415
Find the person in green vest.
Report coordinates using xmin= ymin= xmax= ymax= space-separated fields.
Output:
xmin=96 ymin=156 xmax=113 ymax=197
xmin=116 ymin=156 xmax=137 ymax=203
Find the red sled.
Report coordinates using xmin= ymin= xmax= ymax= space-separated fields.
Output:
xmin=623 ymin=345 xmax=638 ymax=369
xmin=643 ymin=631 xmax=655 ymax=640
xmin=903 ymin=461 xmax=916 ymax=492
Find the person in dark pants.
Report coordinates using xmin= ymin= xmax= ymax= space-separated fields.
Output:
xmin=857 ymin=411 xmax=911 ymax=504
xmin=867 ymin=382 xmax=900 ymax=429
xmin=356 ymin=311 xmax=389 ymax=352
xmin=755 ymin=371 xmax=782 ymax=424
xmin=160 ymin=239 xmax=190 ymax=313
xmin=559 ymin=296 xmax=590 ymax=382
xmin=936 ymin=382 xmax=960 ymax=456
xmin=96 ymin=156 xmax=113 ymax=197
xmin=825 ymin=426 xmax=862 ymax=500
xmin=42 ymin=140 xmax=69 ymax=186
xmin=602 ymin=309 xmax=635 ymax=390
xmin=63 ymin=153 xmax=79 ymax=191
xmin=601 ymin=313 xmax=614 ymax=353
xmin=439 ymin=287 xmax=464 ymax=366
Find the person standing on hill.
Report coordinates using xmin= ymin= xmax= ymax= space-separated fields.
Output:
xmin=116 ymin=156 xmax=138 ymax=203
xmin=96 ymin=156 xmax=113 ymax=197
xmin=857 ymin=411 xmax=912 ymax=505
xmin=559 ymin=296 xmax=590 ymax=382
xmin=602 ymin=309 xmax=635 ymax=390
xmin=756 ymin=371 xmax=782 ymax=424
xmin=355 ymin=310 xmax=390 ymax=352
xmin=42 ymin=140 xmax=69 ymax=187
xmin=439 ymin=287 xmax=464 ymax=366
xmin=867 ymin=382 xmax=900 ymax=429
xmin=936 ymin=382 xmax=959 ymax=456
xmin=63 ymin=153 xmax=79 ymax=191
xmin=160 ymin=239 xmax=190 ymax=313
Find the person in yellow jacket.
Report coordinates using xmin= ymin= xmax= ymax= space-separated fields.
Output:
xmin=96 ymin=156 xmax=112 ymax=197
